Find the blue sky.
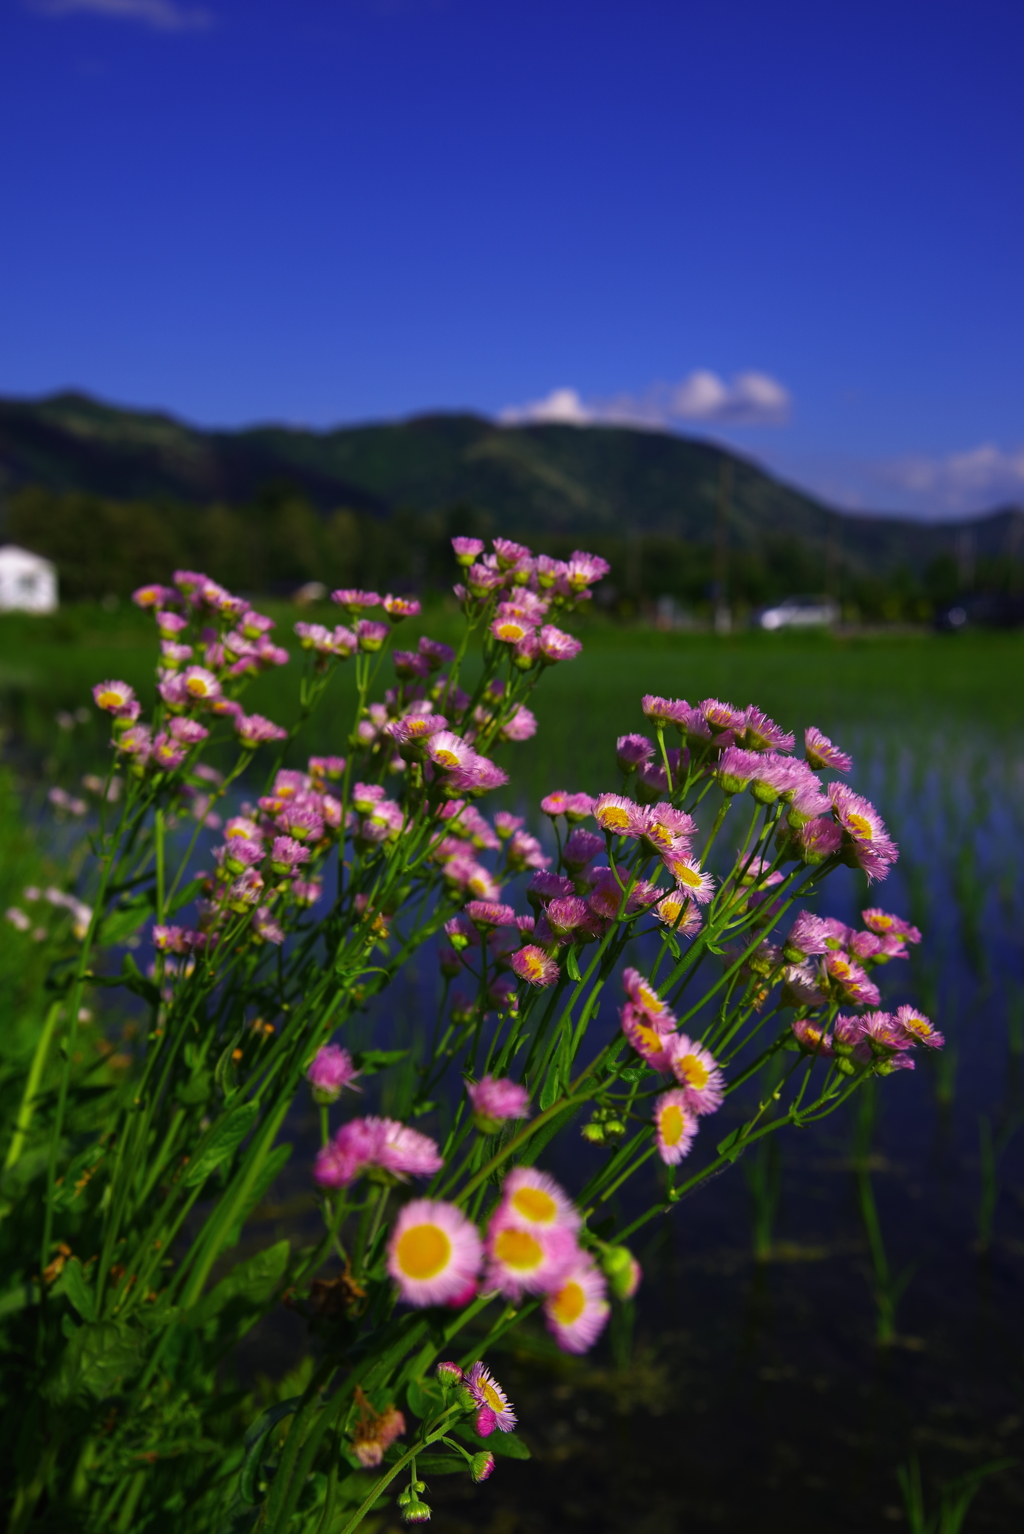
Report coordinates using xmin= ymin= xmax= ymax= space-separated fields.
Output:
xmin=2 ymin=0 xmax=1023 ymax=517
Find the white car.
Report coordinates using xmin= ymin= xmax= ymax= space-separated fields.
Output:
xmin=754 ymin=595 xmax=840 ymax=631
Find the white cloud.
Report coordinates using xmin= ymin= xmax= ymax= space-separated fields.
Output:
xmin=499 ymin=370 xmax=791 ymax=430
xmin=31 ymin=0 xmax=213 ymax=31
xmin=878 ymin=444 xmax=1024 ymax=513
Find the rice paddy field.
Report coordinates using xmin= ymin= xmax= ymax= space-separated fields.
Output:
xmin=3 ymin=607 xmax=1024 ymax=1532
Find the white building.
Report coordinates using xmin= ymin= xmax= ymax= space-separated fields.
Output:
xmin=0 ymin=545 xmax=58 ymax=613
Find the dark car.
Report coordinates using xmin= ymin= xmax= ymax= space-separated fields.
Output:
xmin=934 ymin=592 xmax=1024 ymax=631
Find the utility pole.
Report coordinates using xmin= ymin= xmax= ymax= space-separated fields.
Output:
xmin=714 ymin=456 xmax=731 ymax=634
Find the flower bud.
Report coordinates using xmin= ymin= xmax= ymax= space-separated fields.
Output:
xmin=471 ymin=1451 xmax=495 ymax=1483
xmin=601 ymin=1244 xmax=642 ymax=1301
xmin=402 ymin=1499 xmax=432 ymax=1523
xmin=436 ymin=1360 xmax=464 ymax=1387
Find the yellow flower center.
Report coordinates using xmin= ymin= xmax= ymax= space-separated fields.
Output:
xmin=186 ymin=677 xmax=208 ymax=696
xmin=645 ymin=824 xmax=672 ymax=851
xmin=482 ymin=1380 xmax=504 ymax=1411
xmin=660 ymin=898 xmax=682 ymax=921
xmin=660 ymin=1104 xmax=686 ymax=1147
xmin=493 ymin=1227 xmax=544 ymax=1271
xmin=905 ymin=1016 xmax=931 ymax=1037
xmin=633 ymin=1020 xmax=664 ymax=1054
xmin=406 ymin=719 xmax=429 ymax=734
xmin=396 ymin=1224 xmax=451 ymax=1280
xmin=510 ymin=1187 xmax=557 ymax=1224
xmin=637 ymin=980 xmax=661 ymax=1011
xmin=847 ymin=812 xmax=873 ymax=839
xmin=677 ymin=864 xmax=702 ymax=889
xmin=677 ymin=1054 xmax=709 ymax=1090
xmin=599 ymin=806 xmax=631 ymax=831
xmin=96 ymin=691 xmax=122 ymax=709
xmin=495 ymin=621 xmax=525 ymax=641
xmin=551 ymin=1280 xmax=586 ymax=1325
xmin=434 ymin=748 xmax=461 ymax=768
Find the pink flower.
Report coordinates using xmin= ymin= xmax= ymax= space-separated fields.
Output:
xmin=895 ymin=1005 xmax=944 ymax=1049
xmin=151 ymin=733 xmax=187 ymax=770
xmin=307 ymin=1044 xmax=360 ymax=1103
xmin=92 ymin=679 xmax=137 ymax=717
xmin=641 ymin=694 xmax=692 ymax=729
xmin=617 ymin=733 xmax=655 ymax=771
xmin=792 ymin=1018 xmax=835 ymax=1056
xmin=593 ymin=792 xmax=645 ymax=837
xmin=116 ymin=724 xmax=153 ymax=759
xmin=538 ymin=624 xmax=582 ymax=663
xmin=861 ymin=908 xmax=921 ymax=944
xmin=468 ymin=1075 xmax=530 ymax=1129
xmin=544 ymin=1259 xmax=610 ymax=1354
xmin=669 ymin=1035 xmax=725 ymax=1114
xmin=252 ymin=907 xmax=285 ymax=944
xmin=510 ymin=944 xmax=560 ymax=987
xmin=560 ymin=828 xmax=602 ymax=869
xmin=494 ymin=810 xmax=525 ymax=839
xmin=545 ymin=895 xmax=592 ymax=936
xmin=331 ymin=588 xmax=381 ymax=613
xmin=500 ymin=1167 xmax=580 ymax=1233
xmin=491 ymin=614 xmax=535 ymax=644
xmin=351 ymin=1403 xmax=406 ymax=1468
xmin=383 ymin=593 xmax=421 ymax=620
xmin=133 ymin=583 xmax=176 ymax=608
xmin=419 ymin=635 xmax=455 ymax=668
xmin=309 ymin=754 xmax=346 ymax=780
xmin=279 ymin=804 xmax=324 ymax=842
xmin=236 ymin=713 xmax=288 ymax=748
xmin=654 ymin=1090 xmax=698 ymax=1164
xmin=622 ymin=966 xmax=673 ymax=1024
xmin=783 ymin=911 xmax=836 ymax=959
xmin=451 ymin=536 xmax=485 ymax=566
xmin=805 ymin=726 xmax=852 ymax=773
xmin=426 ymin=730 xmax=475 ymax=772
xmin=388 ymin=1199 xmax=483 ymax=1307
xmin=356 ymin=619 xmax=389 ymax=652
xmin=700 ymin=697 xmax=747 ymax=738
xmin=742 ymin=706 xmax=795 ymax=752
xmin=169 ymin=716 xmax=208 ymax=744
xmin=499 ymin=704 xmax=538 ymax=742
xmin=270 ymin=835 xmax=310 ymax=872
xmin=654 ymin=889 xmax=702 ymax=936
xmin=485 ymin=1215 xmax=578 ymax=1301
xmin=563 ymin=550 xmax=610 ymax=591
xmin=822 ymin=950 xmax=881 ymax=1006
xmin=527 ymin=871 xmax=575 ymax=905
xmin=465 ymin=900 xmax=516 ymax=928
xmin=506 ymin=829 xmax=549 ymax=871
xmin=182 ymin=665 xmax=221 ymax=702
xmin=465 ymin=1362 xmax=517 ymax=1431
xmin=829 ymin=783 xmax=899 ymax=881
xmin=797 ymin=816 xmax=843 ymax=865
xmin=620 ymin=1001 xmax=676 ymax=1071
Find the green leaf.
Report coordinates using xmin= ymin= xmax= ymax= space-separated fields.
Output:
xmin=488 ymin=1432 xmax=531 ymax=1459
xmin=183 ymin=1101 xmax=260 ymax=1187
xmin=214 ymin=1032 xmax=244 ymax=1100
xmin=0 ymin=1281 xmax=39 ymax=1319
xmin=666 ymin=932 xmax=681 ymax=960
xmin=405 ymin=1376 xmax=443 ymax=1419
xmin=716 ymin=1126 xmax=746 ymax=1162
xmin=117 ymin=952 xmax=160 ymax=1006
xmin=188 ymin=1239 xmax=290 ymax=1328
xmin=97 ymin=895 xmax=153 ymax=948
xmin=352 ymin=1049 xmax=408 ymax=1076
xmin=239 ymin=1395 xmax=303 ymax=1504
xmin=56 ymin=1257 xmax=96 ymax=1323
xmin=176 ymin=1071 xmax=213 ymax=1108
xmin=224 ymin=1143 xmax=292 ymax=1248
xmin=538 ymin=1066 xmax=561 ymax=1112
xmin=415 ymin=1454 xmax=464 ymax=1475
xmin=43 ymin=1319 xmax=144 ymax=1404
xmin=566 ymin=947 xmax=582 ymax=982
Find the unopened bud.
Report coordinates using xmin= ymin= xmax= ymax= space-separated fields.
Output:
xmin=471 ymin=1451 xmax=495 ymax=1483
xmin=601 ymin=1245 xmax=642 ymax=1301
xmin=436 ymin=1360 xmax=464 ymax=1387
xmin=402 ymin=1499 xmax=432 ymax=1523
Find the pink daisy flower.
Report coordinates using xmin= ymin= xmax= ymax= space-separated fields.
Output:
xmin=654 ymin=1090 xmax=698 ymax=1164
xmin=528 ymin=871 xmax=575 ymax=904
xmin=822 ymin=951 xmax=881 ymax=1007
xmin=151 ymin=733 xmax=187 ymax=770
xmin=594 ymin=792 xmax=645 ymax=837
xmin=331 ymin=588 xmax=380 ymax=613
xmin=742 ymin=706 xmax=795 ymax=753
xmin=451 ymin=536 xmax=485 ymax=566
xmin=356 ymin=619 xmax=389 ymax=652
xmin=641 ymin=694 xmax=692 ymax=729
xmin=484 ymin=1217 xmax=578 ymax=1300
xmin=797 ymin=816 xmax=843 ymax=864
xmin=465 ymin=900 xmax=516 ymax=929
xmin=544 ymin=1259 xmax=610 ymax=1354
xmin=805 ymin=726 xmax=852 ymax=773
xmin=182 ymin=665 xmax=221 ymax=701
xmin=307 ymin=1044 xmax=360 ymax=1103
xmin=494 ymin=810 xmax=525 ymax=839
xmin=617 ymin=733 xmax=655 ymax=771
xmin=383 ymin=593 xmax=421 ymax=620
xmin=669 ymin=1035 xmax=725 ymax=1114
xmin=133 ymin=582 xmax=176 ymax=608
xmin=620 ymin=1001 xmax=676 ymax=1072
xmin=565 ymin=792 xmax=596 ymax=821
xmin=499 ymin=704 xmax=538 ymax=742
xmin=895 ymin=1005 xmax=944 ymax=1049
xmin=506 ymin=829 xmax=549 ymax=871
xmin=663 ymin=855 xmax=716 ymax=903
xmin=491 ymin=615 xmax=535 ymax=645
xmin=562 ymin=828 xmax=605 ymax=869
xmin=465 ymin=1362 xmax=517 ymax=1432
xmin=792 ymin=1018 xmax=834 ymax=1056
xmin=500 ymin=1167 xmax=580 ymax=1233
xmin=236 ymin=713 xmax=288 ymax=747
xmin=92 ymin=679 xmax=137 ymax=717
xmin=828 ymin=783 xmax=899 ymax=881
xmin=388 ymin=1199 xmax=483 ymax=1307
xmin=700 ymin=698 xmax=747 ymax=738
xmin=467 ymin=1076 xmax=530 ymax=1129
xmin=169 ymin=716 xmax=208 ymax=744
xmin=426 ymin=730 xmax=475 ymax=771
xmin=783 ymin=911 xmax=836 ymax=960
xmin=537 ymin=625 xmax=582 ymax=662
xmin=861 ymin=908 xmax=921 ymax=943
xmin=654 ymin=889 xmax=703 ymax=936
xmin=622 ymin=965 xmax=673 ymax=1025
xmin=511 ymin=944 xmax=560 ymax=987
xmin=563 ymin=550 xmax=610 ymax=591
xmin=545 ymin=895 xmax=592 ymax=936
